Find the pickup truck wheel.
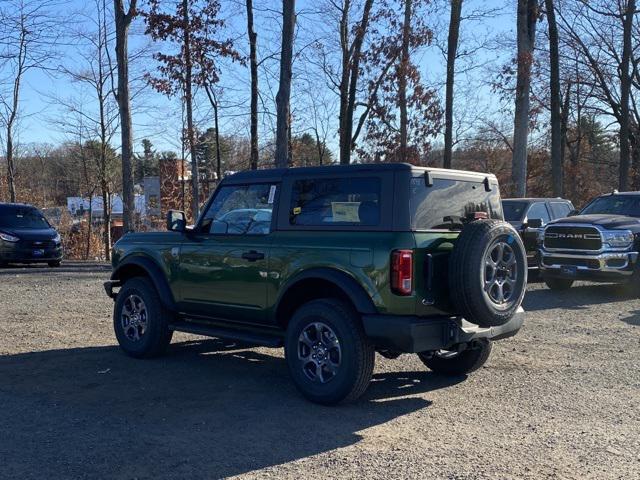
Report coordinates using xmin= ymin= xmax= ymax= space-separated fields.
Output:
xmin=285 ymin=299 xmax=375 ymax=405
xmin=418 ymin=339 xmax=492 ymax=376
xmin=449 ymin=219 xmax=527 ymax=328
xmin=544 ymin=276 xmax=574 ymax=291
xmin=113 ymin=277 xmax=174 ymax=358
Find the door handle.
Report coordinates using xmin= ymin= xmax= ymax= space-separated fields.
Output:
xmin=241 ymin=250 xmax=265 ymax=262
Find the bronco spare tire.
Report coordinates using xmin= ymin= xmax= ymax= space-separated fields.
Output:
xmin=449 ymin=219 xmax=527 ymax=327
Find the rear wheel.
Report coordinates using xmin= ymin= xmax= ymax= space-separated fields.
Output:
xmin=285 ymin=298 xmax=374 ymax=405
xmin=544 ymin=276 xmax=574 ymax=291
xmin=418 ymin=339 xmax=492 ymax=376
xmin=113 ymin=277 xmax=174 ymax=358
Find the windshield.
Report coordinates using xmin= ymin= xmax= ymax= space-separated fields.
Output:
xmin=502 ymin=201 xmax=528 ymax=221
xmin=410 ymin=177 xmax=503 ymax=230
xmin=0 ymin=206 xmax=50 ymax=229
xmin=580 ymin=195 xmax=640 ymax=217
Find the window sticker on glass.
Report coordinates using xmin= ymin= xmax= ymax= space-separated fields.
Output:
xmin=332 ymin=202 xmax=360 ymax=222
xmin=268 ymin=185 xmax=276 ymax=204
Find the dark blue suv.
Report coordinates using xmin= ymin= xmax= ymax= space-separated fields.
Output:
xmin=0 ymin=203 xmax=63 ymax=267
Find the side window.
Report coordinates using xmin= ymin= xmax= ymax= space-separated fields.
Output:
xmin=201 ymin=183 xmax=275 ymax=235
xmin=526 ymin=202 xmax=551 ymax=224
xmin=289 ymin=177 xmax=381 ymax=227
xmin=550 ymin=201 xmax=572 ymax=219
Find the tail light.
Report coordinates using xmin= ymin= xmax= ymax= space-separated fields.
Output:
xmin=391 ymin=249 xmax=413 ymax=295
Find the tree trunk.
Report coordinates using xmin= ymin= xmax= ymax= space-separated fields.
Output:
xmin=182 ymin=0 xmax=200 ymax=217
xmin=213 ymin=97 xmax=222 ymax=181
xmin=114 ymin=0 xmax=137 ymax=232
xmin=246 ymin=0 xmax=259 ymax=170
xmin=6 ymin=133 xmax=16 ymax=202
xmin=512 ymin=0 xmax=537 ymax=197
xmin=545 ymin=0 xmax=562 ymax=196
xmin=398 ymin=0 xmax=412 ymax=162
xmin=619 ymin=0 xmax=635 ymax=191
xmin=443 ymin=0 xmax=463 ymax=169
xmin=340 ymin=0 xmax=374 ymax=165
xmin=275 ymin=0 xmax=296 ymax=168
xmin=101 ymin=186 xmax=111 ymax=262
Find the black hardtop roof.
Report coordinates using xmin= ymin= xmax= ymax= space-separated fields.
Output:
xmin=0 ymin=202 xmax=37 ymax=209
xmin=503 ymin=197 xmax=572 ymax=203
xmin=223 ymin=163 xmax=497 ymax=184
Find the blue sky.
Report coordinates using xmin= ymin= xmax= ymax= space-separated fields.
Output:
xmin=9 ymin=0 xmax=514 ymax=160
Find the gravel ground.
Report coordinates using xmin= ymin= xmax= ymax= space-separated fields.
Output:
xmin=0 ymin=262 xmax=638 ymax=479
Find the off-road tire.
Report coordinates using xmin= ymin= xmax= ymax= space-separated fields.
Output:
xmin=114 ymin=276 xmax=174 ymax=358
xmin=449 ymin=219 xmax=527 ymax=327
xmin=544 ymin=276 xmax=574 ymax=291
xmin=285 ymin=298 xmax=375 ymax=405
xmin=418 ymin=339 xmax=492 ymax=376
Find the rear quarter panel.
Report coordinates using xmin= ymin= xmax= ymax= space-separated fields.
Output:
xmin=267 ymin=231 xmax=418 ymax=316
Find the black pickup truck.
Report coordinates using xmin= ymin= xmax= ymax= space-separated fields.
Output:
xmin=539 ymin=191 xmax=640 ymax=290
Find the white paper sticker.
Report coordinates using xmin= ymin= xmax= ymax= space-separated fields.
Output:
xmin=268 ymin=185 xmax=277 ymax=204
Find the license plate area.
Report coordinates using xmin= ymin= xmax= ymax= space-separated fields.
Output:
xmin=560 ymin=265 xmax=577 ymax=276
xmin=32 ymin=249 xmax=45 ymax=257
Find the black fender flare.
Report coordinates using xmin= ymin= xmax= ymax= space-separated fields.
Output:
xmin=274 ymin=267 xmax=377 ymax=318
xmin=111 ymin=256 xmax=177 ymax=311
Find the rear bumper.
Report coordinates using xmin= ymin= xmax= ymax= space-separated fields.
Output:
xmin=362 ymin=307 xmax=524 ymax=353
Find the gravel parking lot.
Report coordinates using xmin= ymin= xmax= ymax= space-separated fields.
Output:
xmin=0 ymin=262 xmax=638 ymax=479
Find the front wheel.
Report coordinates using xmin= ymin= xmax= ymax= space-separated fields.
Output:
xmin=544 ymin=276 xmax=574 ymax=291
xmin=285 ymin=299 xmax=375 ymax=405
xmin=113 ymin=277 xmax=174 ymax=358
xmin=48 ymin=260 xmax=61 ymax=268
xmin=418 ymin=339 xmax=492 ymax=376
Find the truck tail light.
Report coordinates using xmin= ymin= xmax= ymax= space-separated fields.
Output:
xmin=391 ymin=250 xmax=413 ymax=295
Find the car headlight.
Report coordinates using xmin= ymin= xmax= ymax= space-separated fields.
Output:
xmin=0 ymin=232 xmax=19 ymax=243
xmin=536 ymin=228 xmax=545 ymax=244
xmin=603 ymin=230 xmax=634 ymax=248
xmin=53 ymin=233 xmax=61 ymax=243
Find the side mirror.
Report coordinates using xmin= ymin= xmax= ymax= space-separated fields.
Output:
xmin=567 ymin=209 xmax=579 ymax=217
xmin=166 ymin=210 xmax=187 ymax=232
xmin=527 ymin=218 xmax=543 ymax=229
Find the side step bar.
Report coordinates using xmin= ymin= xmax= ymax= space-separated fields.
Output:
xmin=168 ymin=320 xmax=283 ymax=348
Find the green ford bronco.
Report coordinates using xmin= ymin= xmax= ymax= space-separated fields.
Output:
xmin=105 ymin=163 xmax=526 ymax=404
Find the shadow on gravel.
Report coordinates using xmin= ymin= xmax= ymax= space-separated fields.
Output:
xmin=0 ymin=338 xmax=457 ymax=479
xmin=523 ymin=283 xmax=631 ymax=312
xmin=0 ymin=261 xmax=110 ymax=276
xmin=619 ymin=309 xmax=640 ymax=326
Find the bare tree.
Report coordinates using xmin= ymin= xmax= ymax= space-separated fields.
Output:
xmin=55 ymin=0 xmax=120 ymax=260
xmin=275 ymin=0 xmax=296 ymax=168
xmin=443 ymin=0 xmax=463 ymax=169
xmin=619 ymin=0 xmax=635 ymax=190
xmin=544 ymin=0 xmax=562 ymax=196
xmin=338 ymin=0 xmax=374 ymax=165
xmin=114 ymin=0 xmax=137 ymax=232
xmin=398 ymin=0 xmax=412 ymax=161
xmin=512 ymin=0 xmax=538 ymax=197
xmin=246 ymin=0 xmax=259 ymax=170
xmin=0 ymin=0 xmax=59 ymax=202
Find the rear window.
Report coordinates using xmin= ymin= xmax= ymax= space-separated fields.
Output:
xmin=502 ymin=201 xmax=527 ymax=221
xmin=289 ymin=177 xmax=381 ymax=226
xmin=410 ymin=177 xmax=502 ymax=230
xmin=0 ymin=206 xmax=50 ymax=229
